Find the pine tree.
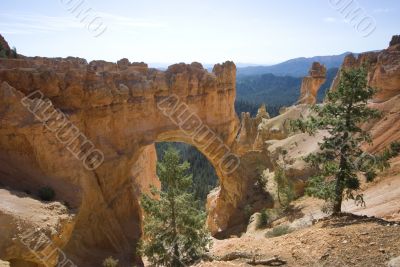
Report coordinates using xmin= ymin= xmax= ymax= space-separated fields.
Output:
xmin=155 ymin=142 xmax=218 ymax=206
xmin=0 ymin=43 xmax=6 ymax=58
xmin=140 ymin=146 xmax=212 ymax=267
xmin=11 ymin=46 xmax=17 ymax=58
xmin=291 ymin=67 xmax=400 ymax=214
xmin=273 ymin=149 xmax=295 ymax=208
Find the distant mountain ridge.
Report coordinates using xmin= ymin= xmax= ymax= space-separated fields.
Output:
xmin=237 ymin=52 xmax=355 ymax=77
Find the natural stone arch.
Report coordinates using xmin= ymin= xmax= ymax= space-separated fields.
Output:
xmin=155 ymin=130 xmax=242 ymax=235
xmin=0 ymin=58 xmax=272 ymax=266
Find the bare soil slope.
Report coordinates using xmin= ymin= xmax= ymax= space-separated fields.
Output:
xmin=198 ymin=214 xmax=400 ymax=267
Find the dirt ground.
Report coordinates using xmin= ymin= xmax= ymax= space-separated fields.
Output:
xmin=196 ymin=214 xmax=400 ymax=267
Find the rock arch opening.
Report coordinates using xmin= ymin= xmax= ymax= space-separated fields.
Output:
xmin=155 ymin=142 xmax=219 ymax=206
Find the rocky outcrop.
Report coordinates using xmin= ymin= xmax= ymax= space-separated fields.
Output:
xmin=0 ymin=189 xmax=74 ymax=266
xmin=234 ymin=105 xmax=269 ymax=154
xmin=389 ymin=35 xmax=400 ymax=47
xmin=298 ymin=62 xmax=326 ymax=104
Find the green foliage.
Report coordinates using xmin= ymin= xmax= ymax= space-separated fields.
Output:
xmin=0 ymin=43 xmax=17 ymax=58
xmin=291 ymin=67 xmax=398 ymax=214
xmin=244 ymin=204 xmax=253 ymax=221
xmin=237 ymin=74 xmax=302 ymax=108
xmin=37 ymin=186 xmax=55 ymax=201
xmin=257 ymin=209 xmax=270 ymax=229
xmin=274 ymin=150 xmax=295 ymax=208
xmin=375 ymin=141 xmax=400 ymax=171
xmin=0 ymin=43 xmax=7 ymax=58
xmin=140 ymin=147 xmax=212 ymax=267
xmin=156 ymin=142 xmax=218 ymax=207
xmin=265 ymin=225 xmax=292 ymax=237
xmin=11 ymin=46 xmax=17 ymax=58
xmin=235 ymin=100 xmax=260 ymax=117
xmin=390 ymin=141 xmax=400 ymax=155
xmin=235 ymin=100 xmax=281 ymax=118
xmin=256 ymin=173 xmax=267 ymax=189
xmin=102 ymin=256 xmax=119 ymax=267
xmin=0 ymin=48 xmax=6 ymax=59
xmin=274 ymin=166 xmax=295 ymax=208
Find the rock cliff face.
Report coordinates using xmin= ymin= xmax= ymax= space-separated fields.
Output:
xmin=298 ymin=62 xmax=326 ymax=104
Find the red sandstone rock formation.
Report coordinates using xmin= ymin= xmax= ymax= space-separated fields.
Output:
xmin=0 ymin=50 xmax=270 ymax=265
xmin=0 ymin=51 xmax=233 ymax=262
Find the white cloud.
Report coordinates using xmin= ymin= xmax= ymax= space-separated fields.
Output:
xmin=0 ymin=13 xmax=82 ymax=34
xmin=0 ymin=11 xmax=166 ymax=36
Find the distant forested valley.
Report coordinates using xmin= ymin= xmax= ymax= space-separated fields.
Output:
xmin=236 ymin=67 xmax=338 ymax=113
xmin=155 ymin=142 xmax=219 ymax=207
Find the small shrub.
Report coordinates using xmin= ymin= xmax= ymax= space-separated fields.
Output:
xmin=102 ymin=256 xmax=119 ymax=267
xmin=274 ymin=166 xmax=295 ymax=208
xmin=265 ymin=225 xmax=292 ymax=238
xmin=11 ymin=46 xmax=17 ymax=58
xmin=38 ymin=186 xmax=55 ymax=201
xmin=256 ymin=174 xmax=267 ymax=188
xmin=0 ymin=43 xmax=6 ymax=58
xmin=257 ymin=209 xmax=269 ymax=229
xmin=390 ymin=141 xmax=400 ymax=157
xmin=244 ymin=204 xmax=252 ymax=221
xmin=321 ymin=201 xmax=334 ymax=214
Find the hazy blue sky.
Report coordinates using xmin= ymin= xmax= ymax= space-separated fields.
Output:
xmin=1 ymin=0 xmax=399 ymax=65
